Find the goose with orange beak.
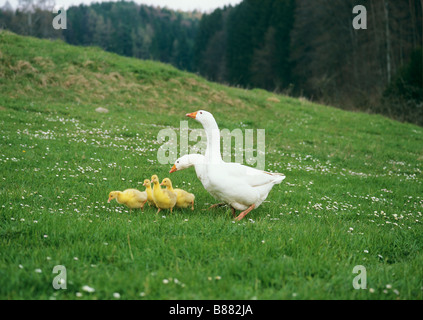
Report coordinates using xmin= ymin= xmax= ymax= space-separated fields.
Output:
xmin=184 ymin=110 xmax=285 ymax=221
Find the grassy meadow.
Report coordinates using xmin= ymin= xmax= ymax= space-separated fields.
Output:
xmin=0 ymin=31 xmax=422 ymax=300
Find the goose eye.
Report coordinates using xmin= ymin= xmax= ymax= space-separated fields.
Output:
xmin=200 ymin=112 xmax=203 ymax=114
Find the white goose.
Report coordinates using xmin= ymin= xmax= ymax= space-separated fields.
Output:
xmin=182 ymin=110 xmax=285 ymax=221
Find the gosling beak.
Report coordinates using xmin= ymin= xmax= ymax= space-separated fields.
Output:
xmin=160 ymin=182 xmax=165 ymax=186
xmin=169 ymin=165 xmax=177 ymax=174
xmin=107 ymin=198 xmax=111 ymax=203
xmin=186 ymin=111 xmax=197 ymax=119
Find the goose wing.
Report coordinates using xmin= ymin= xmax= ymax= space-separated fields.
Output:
xmin=216 ymin=162 xmax=285 ymax=187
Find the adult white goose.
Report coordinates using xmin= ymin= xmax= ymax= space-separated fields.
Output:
xmin=184 ymin=110 xmax=285 ymax=221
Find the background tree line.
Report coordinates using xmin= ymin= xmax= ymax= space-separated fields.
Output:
xmin=1 ymin=0 xmax=422 ymax=125
xmin=0 ymin=0 xmax=200 ymax=71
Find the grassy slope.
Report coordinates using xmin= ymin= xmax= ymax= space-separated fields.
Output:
xmin=0 ymin=31 xmax=422 ymax=300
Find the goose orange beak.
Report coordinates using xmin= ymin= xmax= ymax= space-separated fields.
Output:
xmin=107 ymin=198 xmax=111 ymax=203
xmin=169 ymin=165 xmax=177 ymax=173
xmin=186 ymin=111 xmax=197 ymax=119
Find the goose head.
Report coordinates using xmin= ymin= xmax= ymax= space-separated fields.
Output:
xmin=169 ymin=155 xmax=192 ymax=173
xmin=143 ymin=179 xmax=151 ymax=187
xmin=186 ymin=110 xmax=217 ymax=129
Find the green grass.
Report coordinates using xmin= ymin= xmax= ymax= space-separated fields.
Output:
xmin=0 ymin=31 xmax=422 ymax=300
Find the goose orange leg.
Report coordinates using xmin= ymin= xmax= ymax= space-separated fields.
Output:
xmin=234 ymin=204 xmax=255 ymax=221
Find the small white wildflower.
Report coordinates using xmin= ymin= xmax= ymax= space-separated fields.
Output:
xmin=113 ymin=292 xmax=121 ymax=299
xmin=162 ymin=279 xmax=169 ymax=284
xmin=34 ymin=268 xmax=42 ymax=273
xmin=82 ymin=285 xmax=95 ymax=293
xmin=75 ymin=292 xmax=82 ymax=297
xmin=363 ymin=250 xmax=369 ymax=253
xmin=369 ymin=288 xmax=375 ymax=293
xmin=386 ymin=284 xmax=392 ymax=289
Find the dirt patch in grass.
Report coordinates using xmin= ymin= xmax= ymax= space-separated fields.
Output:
xmin=12 ymin=60 xmax=38 ymax=74
xmin=32 ymin=56 xmax=55 ymax=70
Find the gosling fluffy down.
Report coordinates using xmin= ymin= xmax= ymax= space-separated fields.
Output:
xmin=108 ymin=189 xmax=148 ymax=211
xmin=151 ymin=175 xmax=177 ymax=213
xmin=161 ymin=178 xmax=195 ymax=210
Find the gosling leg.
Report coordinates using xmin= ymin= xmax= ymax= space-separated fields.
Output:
xmin=141 ymin=200 xmax=147 ymax=211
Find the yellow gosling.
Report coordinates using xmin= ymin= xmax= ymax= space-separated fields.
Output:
xmin=151 ymin=175 xmax=177 ymax=214
xmin=108 ymin=189 xmax=148 ymax=212
xmin=161 ymin=178 xmax=195 ymax=210
xmin=143 ymin=179 xmax=156 ymax=207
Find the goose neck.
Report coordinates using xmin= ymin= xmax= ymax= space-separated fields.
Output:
xmin=204 ymin=126 xmax=222 ymax=162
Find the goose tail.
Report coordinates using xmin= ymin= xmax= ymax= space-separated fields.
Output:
xmin=272 ymin=173 xmax=286 ymax=184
